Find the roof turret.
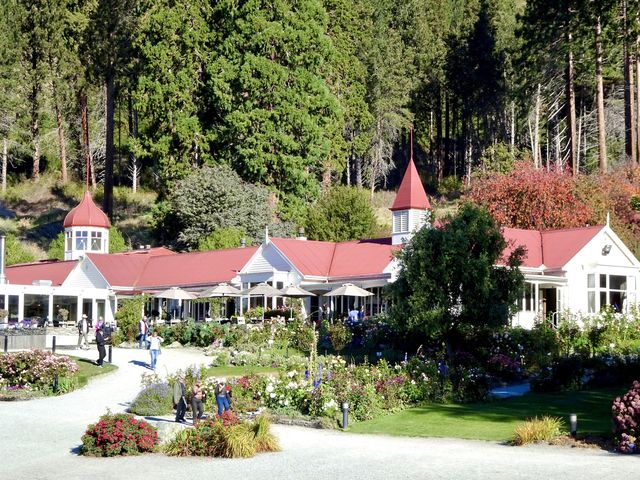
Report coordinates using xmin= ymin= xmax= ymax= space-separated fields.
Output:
xmin=63 ymin=191 xmax=110 ymax=229
xmin=390 ymin=158 xmax=430 ymax=211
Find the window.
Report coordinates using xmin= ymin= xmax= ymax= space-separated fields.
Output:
xmin=519 ymin=282 xmax=534 ymax=311
xmin=75 ymin=231 xmax=88 ymax=250
xmin=393 ymin=211 xmax=409 ymax=233
xmin=65 ymin=231 xmax=72 ymax=251
xmin=587 ymin=273 xmax=629 ymax=313
xmin=91 ymin=231 xmax=102 ymax=251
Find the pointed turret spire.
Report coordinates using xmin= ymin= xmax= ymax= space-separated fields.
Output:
xmin=390 ymin=131 xmax=430 ymax=211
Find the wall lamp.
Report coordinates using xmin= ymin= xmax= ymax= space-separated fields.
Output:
xmin=602 ymin=244 xmax=612 ymax=255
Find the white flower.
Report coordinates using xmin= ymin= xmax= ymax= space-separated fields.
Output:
xmin=287 ymin=381 xmax=297 ymax=389
xmin=411 ymin=380 xmax=416 ymax=385
xmin=266 ymin=383 xmax=274 ymax=393
xmin=287 ymin=371 xmax=296 ymax=378
xmin=269 ymin=392 xmax=276 ymax=398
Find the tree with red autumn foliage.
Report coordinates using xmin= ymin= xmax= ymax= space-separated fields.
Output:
xmin=467 ymin=162 xmax=593 ymax=230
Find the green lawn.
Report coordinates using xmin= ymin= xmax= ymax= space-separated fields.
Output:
xmin=350 ymin=387 xmax=625 ymax=441
xmin=203 ymin=365 xmax=279 ymax=378
xmin=72 ymin=357 xmax=118 ymax=387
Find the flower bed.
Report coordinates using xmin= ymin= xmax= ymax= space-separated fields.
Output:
xmin=0 ymin=350 xmax=78 ymax=396
xmin=81 ymin=412 xmax=158 ymax=456
xmin=612 ymin=380 xmax=640 ymax=454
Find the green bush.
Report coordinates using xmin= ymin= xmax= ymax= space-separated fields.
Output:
xmin=129 ymin=382 xmax=174 ymax=416
xmin=81 ymin=412 xmax=158 ymax=456
xmin=115 ymin=295 xmax=148 ymax=342
xmin=328 ymin=322 xmax=352 ymax=353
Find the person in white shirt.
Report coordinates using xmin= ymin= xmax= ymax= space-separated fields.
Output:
xmin=148 ymin=331 xmax=163 ymax=370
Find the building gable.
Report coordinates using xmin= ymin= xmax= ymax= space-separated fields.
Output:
xmin=241 ymin=242 xmax=294 ymax=275
xmin=62 ymin=257 xmax=110 ymax=289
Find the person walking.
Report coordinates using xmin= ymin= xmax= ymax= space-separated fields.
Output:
xmin=95 ymin=325 xmax=106 ymax=367
xmin=215 ymin=378 xmax=231 ymax=416
xmin=191 ymin=381 xmax=205 ymax=425
xmin=173 ymin=376 xmax=187 ymax=424
xmin=76 ymin=314 xmax=89 ymax=350
xmin=138 ymin=316 xmax=149 ymax=349
xmin=148 ymin=330 xmax=163 ymax=370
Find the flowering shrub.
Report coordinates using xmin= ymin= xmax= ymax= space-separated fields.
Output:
xmin=81 ymin=412 xmax=158 ymax=456
xmin=451 ymin=365 xmax=491 ymax=403
xmin=612 ymin=380 xmax=640 ymax=454
xmin=486 ymin=354 xmax=522 ymax=382
xmin=0 ymin=350 xmax=78 ymax=392
xmin=129 ymin=382 xmax=174 ymax=416
xmin=163 ymin=413 xmax=279 ymax=458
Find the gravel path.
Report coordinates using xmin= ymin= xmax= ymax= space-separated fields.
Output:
xmin=0 ymin=347 xmax=637 ymax=480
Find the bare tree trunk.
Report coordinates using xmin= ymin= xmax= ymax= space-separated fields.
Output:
xmin=596 ymin=14 xmax=608 ymax=173
xmin=54 ymin=94 xmax=68 ymax=184
xmin=436 ymin=91 xmax=443 ymax=182
xmin=623 ymin=0 xmax=637 ymax=164
xmin=533 ymin=83 xmax=542 ymax=168
xmin=355 ymin=155 xmax=362 ymax=187
xmin=444 ymin=94 xmax=450 ymax=174
xmin=104 ymin=72 xmax=115 ymax=220
xmin=79 ymin=90 xmax=94 ymax=189
xmin=30 ymin=87 xmax=40 ymax=181
xmin=2 ymin=138 xmax=7 ymax=192
xmin=566 ymin=20 xmax=578 ymax=174
xmin=577 ymin=107 xmax=583 ymax=170
xmin=636 ymin=2 xmax=640 ymax=166
xmin=510 ymin=101 xmax=515 ymax=159
xmin=128 ymin=93 xmax=138 ymax=193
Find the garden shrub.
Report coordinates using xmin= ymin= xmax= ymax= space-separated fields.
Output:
xmin=512 ymin=416 xmax=564 ymax=445
xmin=328 ymin=322 xmax=352 ymax=353
xmin=403 ymin=357 xmax=452 ymax=403
xmin=0 ymin=350 xmax=78 ymax=393
xmin=115 ymin=295 xmax=148 ymax=342
xmin=129 ymin=382 xmax=174 ymax=416
xmin=612 ymin=380 xmax=640 ymax=454
xmin=163 ymin=412 xmax=279 ymax=458
xmin=81 ymin=412 xmax=158 ymax=456
xmin=451 ymin=365 xmax=491 ymax=403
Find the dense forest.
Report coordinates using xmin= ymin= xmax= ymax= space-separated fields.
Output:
xmin=3 ymin=0 xmax=640 ymax=254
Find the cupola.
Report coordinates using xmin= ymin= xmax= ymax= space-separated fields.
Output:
xmin=390 ymin=158 xmax=430 ymax=245
xmin=63 ymin=191 xmax=110 ymax=260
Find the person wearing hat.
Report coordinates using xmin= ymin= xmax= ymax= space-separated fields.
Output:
xmin=77 ymin=314 xmax=89 ymax=350
xmin=173 ymin=375 xmax=187 ymax=424
xmin=214 ymin=378 xmax=231 ymax=416
xmin=94 ymin=324 xmax=107 ymax=367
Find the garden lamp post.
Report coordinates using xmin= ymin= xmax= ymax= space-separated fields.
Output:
xmin=569 ymin=413 xmax=577 ymax=438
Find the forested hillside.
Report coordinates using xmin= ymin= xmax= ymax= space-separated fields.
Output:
xmin=2 ymin=0 xmax=640 ymax=257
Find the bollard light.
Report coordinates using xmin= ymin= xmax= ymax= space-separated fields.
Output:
xmin=569 ymin=413 xmax=577 ymax=438
xmin=342 ymin=402 xmax=349 ymax=430
xmin=3 ymin=335 xmax=7 ymax=353
xmin=52 ymin=335 xmax=56 ymax=354
xmin=108 ymin=345 xmax=113 ymax=363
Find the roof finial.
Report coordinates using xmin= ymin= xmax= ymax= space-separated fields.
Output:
xmin=265 ymin=225 xmax=270 ymax=243
xmin=606 ymin=211 xmax=610 ymax=227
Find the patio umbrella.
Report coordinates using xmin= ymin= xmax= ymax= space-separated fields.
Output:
xmin=242 ymin=282 xmax=282 ymax=321
xmin=199 ymin=283 xmax=242 ymax=319
xmin=199 ymin=283 xmax=242 ymax=298
xmin=153 ymin=287 xmax=196 ymax=321
xmin=323 ymin=283 xmax=373 ymax=321
xmin=323 ymin=283 xmax=373 ymax=297
xmin=280 ymin=285 xmax=316 ymax=319
xmin=153 ymin=286 xmax=197 ymax=300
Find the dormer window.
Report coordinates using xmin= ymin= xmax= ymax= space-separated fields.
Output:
xmin=75 ymin=231 xmax=88 ymax=250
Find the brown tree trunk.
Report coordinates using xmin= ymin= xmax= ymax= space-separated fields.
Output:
xmin=436 ymin=91 xmax=443 ymax=182
xmin=444 ymin=94 xmax=450 ymax=175
xmin=596 ymin=15 xmax=608 ymax=173
xmin=104 ymin=72 xmax=115 ymax=220
xmin=566 ymin=21 xmax=578 ymax=174
xmin=533 ymin=83 xmax=542 ymax=168
xmin=79 ymin=89 xmax=94 ymax=189
xmin=54 ymin=92 xmax=68 ymax=184
xmin=30 ymin=85 xmax=40 ymax=181
xmin=623 ymin=0 xmax=637 ymax=164
xmin=636 ymin=2 xmax=640 ymax=166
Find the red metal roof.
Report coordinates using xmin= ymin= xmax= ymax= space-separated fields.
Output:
xmin=86 ymin=253 xmax=152 ymax=287
xmin=502 ymin=225 xmax=603 ymax=268
xmin=390 ymin=159 xmax=431 ymax=211
xmin=270 ymin=237 xmax=397 ymax=278
xmin=112 ymin=247 xmax=176 ymax=257
xmin=6 ymin=260 xmax=77 ymax=286
xmin=63 ymin=191 xmax=110 ymax=228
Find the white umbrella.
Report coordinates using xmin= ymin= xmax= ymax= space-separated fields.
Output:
xmin=153 ymin=286 xmax=197 ymax=300
xmin=323 ymin=283 xmax=373 ymax=297
xmin=242 ymin=283 xmax=282 ymax=321
xmin=153 ymin=287 xmax=196 ymax=322
xmin=199 ymin=283 xmax=242 ymax=319
xmin=280 ymin=285 xmax=316 ymax=319
xmin=199 ymin=283 xmax=242 ymax=298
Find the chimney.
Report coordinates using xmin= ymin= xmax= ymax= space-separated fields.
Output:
xmin=240 ymin=238 xmax=246 ymax=248
xmin=0 ymin=236 xmax=5 ymax=284
xmin=145 ymin=244 xmax=151 ymax=249
xmin=297 ymin=227 xmax=307 ymax=241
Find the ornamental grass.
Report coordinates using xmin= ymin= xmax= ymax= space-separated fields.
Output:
xmin=512 ymin=416 xmax=564 ymax=445
xmin=163 ymin=412 xmax=280 ymax=458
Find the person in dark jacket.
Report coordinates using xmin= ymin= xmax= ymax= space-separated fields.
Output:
xmin=173 ymin=376 xmax=187 ymax=423
xmin=95 ymin=326 xmax=106 ymax=367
